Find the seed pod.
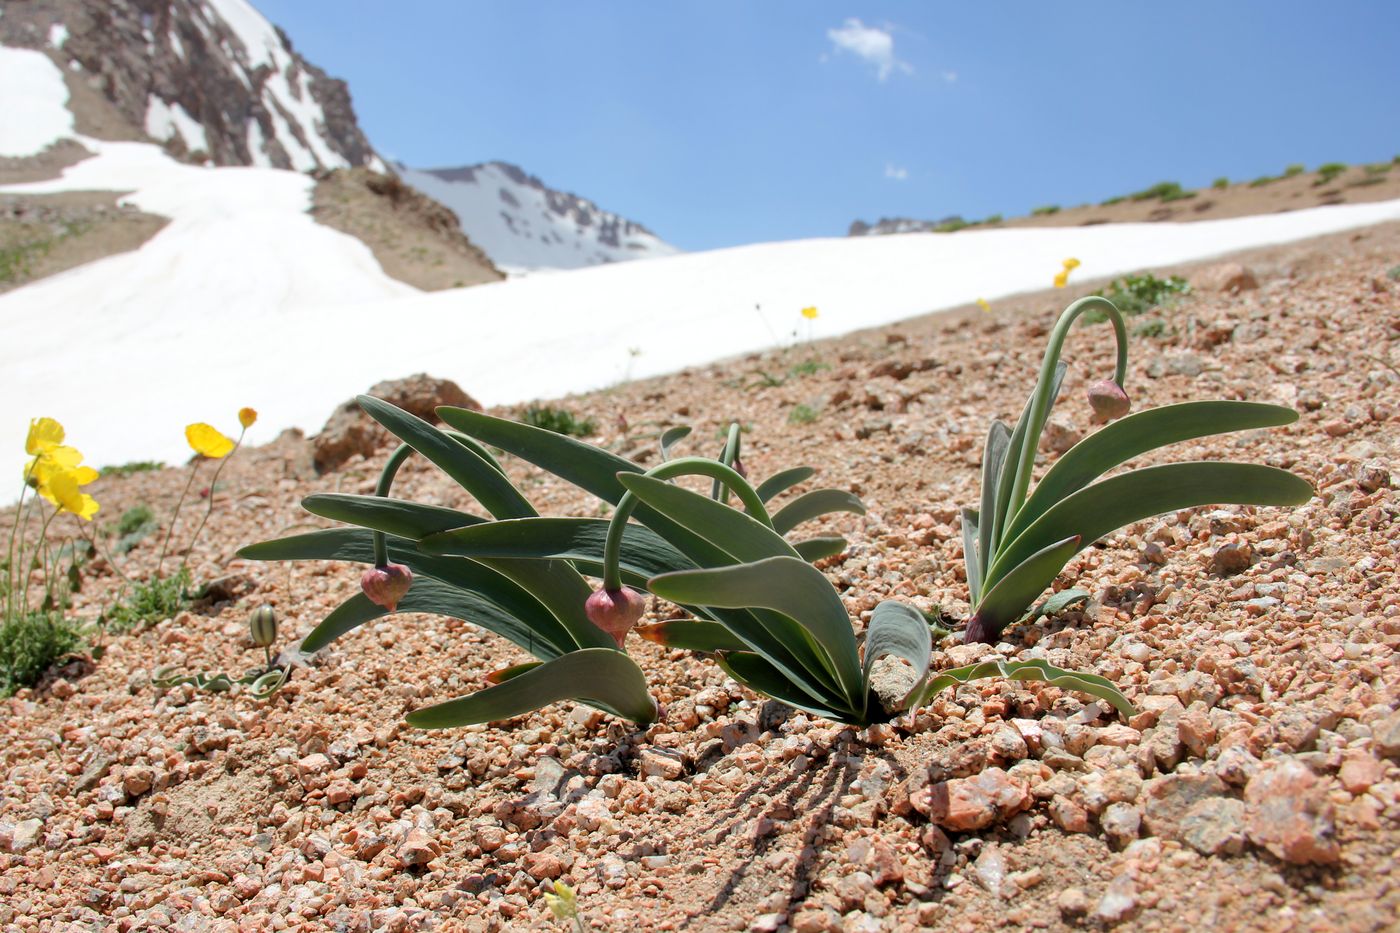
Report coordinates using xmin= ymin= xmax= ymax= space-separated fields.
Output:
xmin=248 ymin=606 xmax=278 ymax=647
xmin=584 ymin=586 xmax=647 ymax=648
xmin=361 ymin=563 xmax=413 ymax=611
xmin=1087 ymin=379 xmax=1131 ymax=423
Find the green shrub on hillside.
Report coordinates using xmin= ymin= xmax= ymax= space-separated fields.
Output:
xmin=518 ymin=405 xmax=598 ymax=438
xmin=1031 ymin=204 xmax=1060 ymax=216
xmin=0 ymin=610 xmax=84 ymax=697
xmin=1212 ymin=177 xmax=1230 ymax=190
xmin=1083 ymin=273 xmax=1191 ymax=323
xmin=105 ymin=568 xmax=191 ymax=633
xmin=1283 ymin=164 xmax=1305 ymax=178
xmin=101 ymin=460 xmax=166 ymax=477
xmin=1315 ymin=162 xmax=1348 ymax=185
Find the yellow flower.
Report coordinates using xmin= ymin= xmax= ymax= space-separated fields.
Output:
xmin=186 ymin=423 xmax=235 ymax=459
xmin=976 ymin=297 xmax=991 ymax=313
xmin=42 ymin=466 xmax=100 ymax=520
xmin=25 ymin=417 xmax=65 ymax=456
xmin=1053 ymin=271 xmax=1069 ymax=289
xmin=1062 ymin=257 xmax=1081 ymax=270
xmin=238 ymin=407 xmax=258 ymax=429
xmin=800 ymin=306 xmax=819 ymax=320
xmin=543 ymin=880 xmax=578 ymax=920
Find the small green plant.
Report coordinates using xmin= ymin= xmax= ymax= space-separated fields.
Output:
xmin=1212 ymin=177 xmax=1230 ymax=190
xmin=1315 ymin=162 xmax=1348 ymax=185
xmin=112 ymin=504 xmax=159 ymax=555
xmin=1085 ymin=273 xmax=1191 ymax=321
xmin=958 ymin=296 xmax=1312 ymax=644
xmin=1388 ymin=265 xmax=1400 ymax=282
xmin=983 ymin=213 xmax=1004 ymax=224
xmin=934 ymin=218 xmax=969 ymax=233
xmin=1130 ymin=181 xmax=1192 ymax=202
xmin=1131 ymin=319 xmax=1167 ymax=339
xmin=788 ymin=358 xmax=829 ymax=378
xmin=1031 ymin=204 xmax=1061 ymax=216
xmin=788 ymin=404 xmax=820 ymax=425
xmin=240 ymin=405 xmax=867 ymax=727
xmin=1100 ymin=196 xmax=1125 ymax=206
xmin=105 ymin=568 xmax=191 ymax=633
xmin=1283 ymin=163 xmax=1305 ymax=178
xmin=153 ymin=606 xmax=289 ymax=698
xmin=1248 ymin=175 xmax=1276 ymax=188
xmin=518 ymin=405 xmax=598 ymax=438
xmin=543 ymin=880 xmax=589 ymax=931
xmin=100 ymin=460 xmax=166 ymax=477
xmin=0 ymin=609 xmax=84 ymax=697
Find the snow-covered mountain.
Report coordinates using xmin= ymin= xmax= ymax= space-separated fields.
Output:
xmin=0 ymin=0 xmax=382 ymax=171
xmin=399 ymin=161 xmax=679 ymax=274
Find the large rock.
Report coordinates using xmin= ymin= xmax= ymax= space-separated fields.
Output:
xmin=1244 ymin=760 xmax=1340 ymax=864
xmin=312 ymin=374 xmax=480 ymax=473
xmin=1197 ymin=262 xmax=1259 ymax=294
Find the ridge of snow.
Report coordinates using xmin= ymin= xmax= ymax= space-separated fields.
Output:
xmin=2 ymin=135 xmax=1398 ymax=477
xmin=144 ymin=95 xmax=209 ymax=155
xmin=0 ymin=45 xmax=74 ymax=157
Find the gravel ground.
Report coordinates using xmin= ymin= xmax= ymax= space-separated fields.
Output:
xmin=2 ymin=222 xmax=1398 ymax=932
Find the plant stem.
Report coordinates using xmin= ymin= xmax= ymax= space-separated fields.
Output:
xmin=179 ymin=427 xmax=246 ymax=577
xmin=75 ymin=515 xmax=129 ymax=584
xmin=158 ymin=460 xmax=202 ymax=577
xmin=5 ymin=481 xmax=29 ymax=622
xmin=602 ymin=456 xmax=769 ymax=591
xmin=370 ymin=443 xmax=417 ymax=568
xmin=1001 ymin=296 xmax=1127 ymax=548
xmin=710 ymin=422 xmax=741 ymax=500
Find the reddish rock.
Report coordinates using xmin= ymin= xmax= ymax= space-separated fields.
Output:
xmin=312 ymin=374 xmax=480 ymax=473
xmin=916 ymin=767 xmax=1031 ymax=831
xmin=1244 ymin=761 xmax=1340 ymax=864
xmin=1338 ymin=753 xmax=1385 ymax=794
xmin=395 ymin=829 xmax=441 ymax=869
xmin=1048 ymin=795 xmax=1091 ymax=833
xmin=1199 ymin=262 xmax=1259 ymax=294
xmin=1141 ymin=773 xmax=1228 ymax=840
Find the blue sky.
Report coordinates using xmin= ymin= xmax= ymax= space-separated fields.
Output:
xmin=257 ymin=1 xmax=1399 ymax=252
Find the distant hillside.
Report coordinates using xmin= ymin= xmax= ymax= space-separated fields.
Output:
xmin=849 ymin=160 xmax=1400 ymax=236
xmin=400 ymin=161 xmax=679 ymax=274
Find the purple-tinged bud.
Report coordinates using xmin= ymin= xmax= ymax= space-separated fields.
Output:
xmin=361 ymin=563 xmax=413 ymax=611
xmin=1087 ymin=379 xmax=1131 ymax=423
xmin=584 ymin=586 xmax=647 ymax=648
xmin=732 ymin=458 xmax=747 ymax=479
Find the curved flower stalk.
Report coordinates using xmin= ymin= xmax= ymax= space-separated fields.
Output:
xmin=960 ymin=296 xmax=1313 ymax=644
xmin=160 ymin=409 xmax=257 ymax=577
xmin=153 ymin=606 xmax=289 ymax=700
xmin=239 ymin=397 xmax=866 ymax=730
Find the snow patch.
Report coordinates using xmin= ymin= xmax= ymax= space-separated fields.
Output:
xmin=48 ymin=23 xmax=68 ymax=48
xmin=144 ymin=96 xmax=209 ymax=155
xmin=2 ymin=141 xmax=1398 ymax=476
xmin=0 ymin=45 xmax=74 ymax=157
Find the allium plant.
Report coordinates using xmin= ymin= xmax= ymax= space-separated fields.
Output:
xmin=960 ymin=296 xmax=1314 ymax=644
xmin=238 ymin=399 xmax=867 ymax=728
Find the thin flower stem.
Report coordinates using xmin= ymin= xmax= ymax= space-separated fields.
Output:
xmin=1001 ymin=296 xmax=1127 ymax=548
xmin=710 ymin=422 xmax=741 ymax=500
xmin=370 ymin=443 xmax=417 ymax=568
xmin=158 ymin=460 xmax=202 ymax=577
xmin=602 ymin=456 xmax=769 ymax=591
xmin=179 ymin=427 xmax=246 ymax=576
xmin=34 ymin=505 xmax=57 ymax=613
xmin=75 ymin=514 xmax=129 ymax=584
xmin=5 ymin=482 xmax=29 ymax=622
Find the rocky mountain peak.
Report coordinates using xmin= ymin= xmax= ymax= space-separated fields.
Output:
xmin=0 ymin=0 xmax=381 ymax=171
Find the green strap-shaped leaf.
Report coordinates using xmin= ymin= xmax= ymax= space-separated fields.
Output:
xmin=636 ymin=619 xmax=749 ymax=652
xmin=863 ymin=600 xmax=932 ymax=709
xmin=716 ymin=651 xmax=857 ymax=723
xmin=237 ymin=528 xmax=579 ymax=655
xmin=437 ymin=406 xmax=731 ymax=567
xmin=971 ymin=535 xmax=1081 ymax=640
xmin=648 ymin=556 xmax=864 ymax=709
xmin=302 ymin=493 xmax=484 ymax=539
xmin=405 ymin=648 xmax=657 ymax=728
xmin=359 ymin=396 xmax=536 ymax=520
xmin=793 ymin=536 xmax=847 ymax=562
xmin=660 ymin=425 xmax=691 ymax=460
xmin=984 ymin=461 xmax=1314 ymax=592
xmin=756 ymin=466 xmax=815 ymax=503
xmin=978 ymin=420 xmax=1011 ymax=593
xmin=617 ymin=473 xmax=797 ymax=563
xmin=420 ymin=517 xmax=696 ymax=582
xmin=915 ymin=658 xmax=1136 ymax=719
xmin=991 ymin=362 xmax=1067 ymax=556
xmin=961 ymin=507 xmax=982 ymax=605
xmin=302 ymin=576 xmax=563 ymax=659
xmin=771 ymin=489 xmax=867 ymax=535
xmin=1003 ymin=401 xmax=1300 ymax=544
xmin=486 ymin=662 xmax=541 ymax=684
xmin=1034 ymin=588 xmax=1092 ymax=618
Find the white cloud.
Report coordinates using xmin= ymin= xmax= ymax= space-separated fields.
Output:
xmin=884 ymin=163 xmax=909 ymax=181
xmin=826 ymin=18 xmax=911 ymax=82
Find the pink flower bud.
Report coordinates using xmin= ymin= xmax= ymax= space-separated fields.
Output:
xmin=361 ymin=563 xmax=413 ymax=611
xmin=584 ymin=586 xmax=647 ymax=648
xmin=732 ymin=458 xmax=747 ymax=479
xmin=1087 ymin=379 xmax=1131 ymax=423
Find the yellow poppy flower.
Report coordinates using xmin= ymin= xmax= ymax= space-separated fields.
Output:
xmin=25 ymin=417 xmax=65 ymax=455
xmin=239 ymin=407 xmax=258 ymax=429
xmin=1062 ymin=257 xmax=1081 ymax=270
xmin=1053 ymin=271 xmax=1069 ymax=288
xmin=976 ymin=298 xmax=991 ymax=313
xmin=36 ymin=462 xmax=100 ymax=520
xmin=800 ymin=306 xmax=819 ymax=320
xmin=186 ymin=423 xmax=236 ymax=459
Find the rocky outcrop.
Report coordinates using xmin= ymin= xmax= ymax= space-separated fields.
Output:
xmin=0 ymin=0 xmax=380 ymax=171
xmin=312 ymin=375 xmax=481 ymax=474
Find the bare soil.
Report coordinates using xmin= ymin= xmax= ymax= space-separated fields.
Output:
xmin=1 ymin=222 xmax=1397 ymax=932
